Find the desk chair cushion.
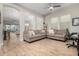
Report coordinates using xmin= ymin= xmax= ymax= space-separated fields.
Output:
xmin=71 ymin=34 xmax=78 ymax=39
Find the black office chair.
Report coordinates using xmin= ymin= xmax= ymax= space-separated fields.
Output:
xmin=64 ymin=29 xmax=70 ymax=41
xmin=65 ymin=28 xmax=78 ymax=48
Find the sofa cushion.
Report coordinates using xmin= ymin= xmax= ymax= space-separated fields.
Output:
xmin=53 ymin=34 xmax=65 ymax=38
xmin=41 ymin=30 xmax=45 ymax=33
xmin=30 ymin=34 xmax=45 ymax=39
xmin=54 ymin=29 xmax=65 ymax=35
xmin=47 ymin=29 xmax=66 ymax=39
xmin=34 ymin=30 xmax=45 ymax=34
xmin=47 ymin=29 xmax=54 ymax=34
xmin=29 ymin=31 xmax=35 ymax=37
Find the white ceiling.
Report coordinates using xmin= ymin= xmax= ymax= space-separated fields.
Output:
xmin=17 ymin=3 xmax=72 ymax=16
xmin=3 ymin=3 xmax=73 ymax=25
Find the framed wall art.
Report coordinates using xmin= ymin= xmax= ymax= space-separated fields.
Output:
xmin=72 ymin=17 xmax=79 ymax=26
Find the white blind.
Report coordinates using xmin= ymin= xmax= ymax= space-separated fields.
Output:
xmin=35 ymin=16 xmax=43 ymax=30
xmin=49 ymin=17 xmax=59 ymax=29
xmin=60 ymin=14 xmax=71 ymax=30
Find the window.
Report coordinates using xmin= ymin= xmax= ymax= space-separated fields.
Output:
xmin=60 ymin=14 xmax=71 ymax=30
xmin=35 ymin=16 xmax=43 ymax=30
xmin=48 ymin=17 xmax=59 ymax=29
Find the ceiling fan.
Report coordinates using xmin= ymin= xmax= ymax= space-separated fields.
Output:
xmin=45 ymin=3 xmax=61 ymax=11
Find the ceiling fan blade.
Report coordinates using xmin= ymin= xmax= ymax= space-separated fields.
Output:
xmin=53 ymin=5 xmax=61 ymax=7
xmin=43 ymin=7 xmax=48 ymax=9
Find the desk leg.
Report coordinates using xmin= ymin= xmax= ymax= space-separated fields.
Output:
xmin=4 ymin=31 xmax=6 ymax=40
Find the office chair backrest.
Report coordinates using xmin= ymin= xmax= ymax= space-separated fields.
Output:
xmin=65 ymin=28 xmax=78 ymax=41
xmin=69 ymin=26 xmax=79 ymax=34
xmin=64 ymin=28 xmax=70 ymax=40
xmin=66 ymin=28 xmax=70 ymax=36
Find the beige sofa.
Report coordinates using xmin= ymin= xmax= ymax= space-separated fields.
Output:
xmin=47 ymin=29 xmax=66 ymax=41
xmin=23 ymin=29 xmax=46 ymax=42
xmin=23 ymin=26 xmax=66 ymax=42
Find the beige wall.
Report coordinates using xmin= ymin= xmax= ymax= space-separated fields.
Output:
xmin=45 ymin=4 xmax=79 ymax=33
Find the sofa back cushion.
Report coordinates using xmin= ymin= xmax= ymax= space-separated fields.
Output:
xmin=34 ymin=30 xmax=45 ymax=34
xmin=47 ymin=29 xmax=55 ymax=34
xmin=29 ymin=31 xmax=35 ymax=37
xmin=54 ymin=29 xmax=66 ymax=35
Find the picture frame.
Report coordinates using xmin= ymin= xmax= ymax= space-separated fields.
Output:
xmin=72 ymin=17 xmax=79 ymax=26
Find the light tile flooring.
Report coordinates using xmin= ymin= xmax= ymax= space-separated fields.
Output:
xmin=0 ymin=33 xmax=78 ymax=56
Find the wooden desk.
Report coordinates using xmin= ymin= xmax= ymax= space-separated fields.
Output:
xmin=4 ymin=31 xmax=6 ymax=40
xmin=4 ymin=31 xmax=10 ymax=40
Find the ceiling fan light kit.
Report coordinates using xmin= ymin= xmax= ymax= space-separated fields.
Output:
xmin=48 ymin=6 xmax=54 ymax=11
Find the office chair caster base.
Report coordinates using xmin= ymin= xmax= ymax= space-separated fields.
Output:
xmin=67 ymin=45 xmax=77 ymax=48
